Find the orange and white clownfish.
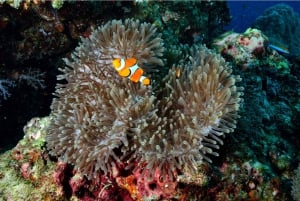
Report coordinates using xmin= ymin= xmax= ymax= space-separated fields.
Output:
xmin=112 ymin=58 xmax=151 ymax=85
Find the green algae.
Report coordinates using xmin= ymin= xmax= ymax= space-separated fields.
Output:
xmin=0 ymin=117 xmax=67 ymax=201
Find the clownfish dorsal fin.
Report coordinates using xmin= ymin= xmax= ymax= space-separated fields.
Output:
xmin=125 ymin=58 xmax=137 ymax=68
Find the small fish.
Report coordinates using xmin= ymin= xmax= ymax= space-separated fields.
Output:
xmin=268 ymin=44 xmax=289 ymax=55
xmin=175 ymin=68 xmax=181 ymax=78
xmin=112 ymin=58 xmax=151 ymax=85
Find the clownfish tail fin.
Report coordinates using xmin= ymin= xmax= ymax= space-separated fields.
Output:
xmin=140 ymin=76 xmax=151 ymax=85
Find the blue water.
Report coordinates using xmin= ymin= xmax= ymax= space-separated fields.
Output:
xmin=226 ymin=1 xmax=300 ymax=32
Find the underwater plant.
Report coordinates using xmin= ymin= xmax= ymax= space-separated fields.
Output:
xmin=46 ymin=19 xmax=243 ymax=181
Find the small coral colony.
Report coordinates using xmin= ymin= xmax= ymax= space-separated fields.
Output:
xmin=0 ymin=1 xmax=300 ymax=201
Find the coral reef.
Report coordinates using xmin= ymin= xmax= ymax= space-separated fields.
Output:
xmin=1 ymin=2 xmax=300 ymax=201
xmin=0 ymin=117 xmax=135 ymax=201
xmin=213 ymin=27 xmax=291 ymax=76
xmin=133 ymin=1 xmax=231 ymax=69
xmin=253 ymin=3 xmax=300 ymax=56
xmin=0 ymin=115 xmax=295 ymax=200
xmin=212 ymin=28 xmax=268 ymax=68
xmin=4 ymin=115 xmax=291 ymax=200
xmin=0 ymin=0 xmax=63 ymax=10
xmin=15 ymin=20 xmax=71 ymax=61
xmin=206 ymin=157 xmax=286 ymax=201
xmin=0 ymin=117 xmax=66 ymax=201
xmin=46 ymin=18 xmax=242 ymax=193
xmin=212 ymin=16 xmax=300 ymax=201
xmin=134 ymin=1 xmax=230 ymax=45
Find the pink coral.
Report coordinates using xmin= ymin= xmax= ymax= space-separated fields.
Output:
xmin=237 ymin=36 xmax=250 ymax=46
xmin=136 ymin=166 xmax=177 ymax=199
xmin=20 ymin=162 xmax=31 ymax=179
xmin=52 ymin=162 xmax=68 ymax=185
xmin=69 ymin=173 xmax=86 ymax=193
xmin=116 ymin=164 xmax=178 ymax=200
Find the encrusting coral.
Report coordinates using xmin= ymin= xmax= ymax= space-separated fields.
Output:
xmin=46 ymin=19 xmax=243 ymax=182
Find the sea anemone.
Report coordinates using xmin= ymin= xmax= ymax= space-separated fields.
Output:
xmin=131 ymin=46 xmax=243 ymax=180
xmin=46 ymin=19 xmax=163 ymax=179
xmin=46 ymin=19 xmax=242 ymax=181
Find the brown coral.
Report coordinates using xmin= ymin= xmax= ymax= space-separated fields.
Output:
xmin=46 ymin=19 xmax=242 ymax=181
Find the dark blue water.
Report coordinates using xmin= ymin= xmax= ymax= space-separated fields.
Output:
xmin=226 ymin=1 xmax=300 ymax=32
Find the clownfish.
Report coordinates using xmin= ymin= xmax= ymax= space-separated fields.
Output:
xmin=112 ymin=58 xmax=151 ymax=85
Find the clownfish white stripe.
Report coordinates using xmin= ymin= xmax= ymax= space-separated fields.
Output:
xmin=128 ymin=64 xmax=139 ymax=79
xmin=115 ymin=58 xmax=126 ymax=71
